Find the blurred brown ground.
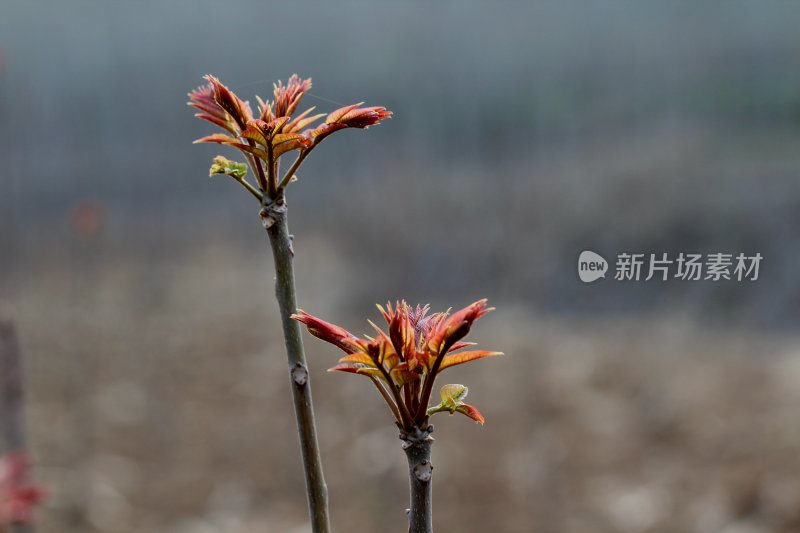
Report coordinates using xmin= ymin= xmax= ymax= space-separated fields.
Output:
xmin=2 ymin=230 xmax=799 ymax=533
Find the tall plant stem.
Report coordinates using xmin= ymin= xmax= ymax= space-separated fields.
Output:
xmin=1 ymin=316 xmax=34 ymax=533
xmin=261 ymin=197 xmax=331 ymax=533
xmin=402 ymin=427 xmax=434 ymax=533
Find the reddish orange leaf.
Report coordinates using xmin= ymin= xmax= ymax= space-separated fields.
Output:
xmin=204 ymin=75 xmax=253 ymax=131
xmin=269 ymin=116 xmax=291 ymax=134
xmin=188 ymin=82 xmax=240 ymax=135
xmin=448 ymin=341 xmax=477 ymax=352
xmin=241 ymin=123 xmax=269 ymax=146
xmin=305 ymin=122 xmax=347 ymax=142
xmin=302 ymin=104 xmax=392 ymax=145
xmin=192 ymin=133 xmax=239 ymax=145
xmin=335 ymin=106 xmax=392 ymax=128
xmin=381 ymin=350 xmax=401 ymax=371
xmin=338 ymin=353 xmax=375 ymax=366
xmin=356 ymin=367 xmax=385 ymax=378
xmin=390 ymin=362 xmax=418 ymax=387
xmin=328 ymin=363 xmax=382 ymax=379
xmin=285 ymin=108 xmax=325 ymax=133
xmin=255 ymin=95 xmax=274 ymax=122
xmin=325 ymin=103 xmax=362 ymax=124
xmin=273 ymin=133 xmax=312 ymax=157
xmin=439 ymin=350 xmax=503 ymax=371
xmin=193 ymin=112 xmax=236 ymax=134
xmin=426 ymin=299 xmax=494 ymax=355
xmin=273 ymin=74 xmax=312 ymax=117
xmin=455 ymin=403 xmax=485 ymax=425
xmin=293 ymin=310 xmax=366 ymax=354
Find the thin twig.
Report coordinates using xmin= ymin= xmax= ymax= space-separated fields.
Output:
xmin=233 ymin=177 xmax=263 ymax=201
xmin=262 ymin=199 xmax=331 ymax=533
xmin=368 ymin=376 xmax=402 ymax=424
xmin=244 ymin=139 xmax=268 ymax=192
xmin=266 ymin=141 xmax=277 ymax=198
xmin=370 ymin=353 xmax=414 ymax=429
xmin=278 ymin=149 xmax=313 ymax=191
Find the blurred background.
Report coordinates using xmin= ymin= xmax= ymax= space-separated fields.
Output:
xmin=2 ymin=1 xmax=800 ymax=532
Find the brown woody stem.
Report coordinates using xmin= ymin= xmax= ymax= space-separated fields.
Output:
xmin=402 ymin=427 xmax=434 ymax=533
xmin=262 ymin=197 xmax=331 ymax=533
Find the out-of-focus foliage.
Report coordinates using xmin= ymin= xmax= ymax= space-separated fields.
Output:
xmin=0 ymin=453 xmax=44 ymax=527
